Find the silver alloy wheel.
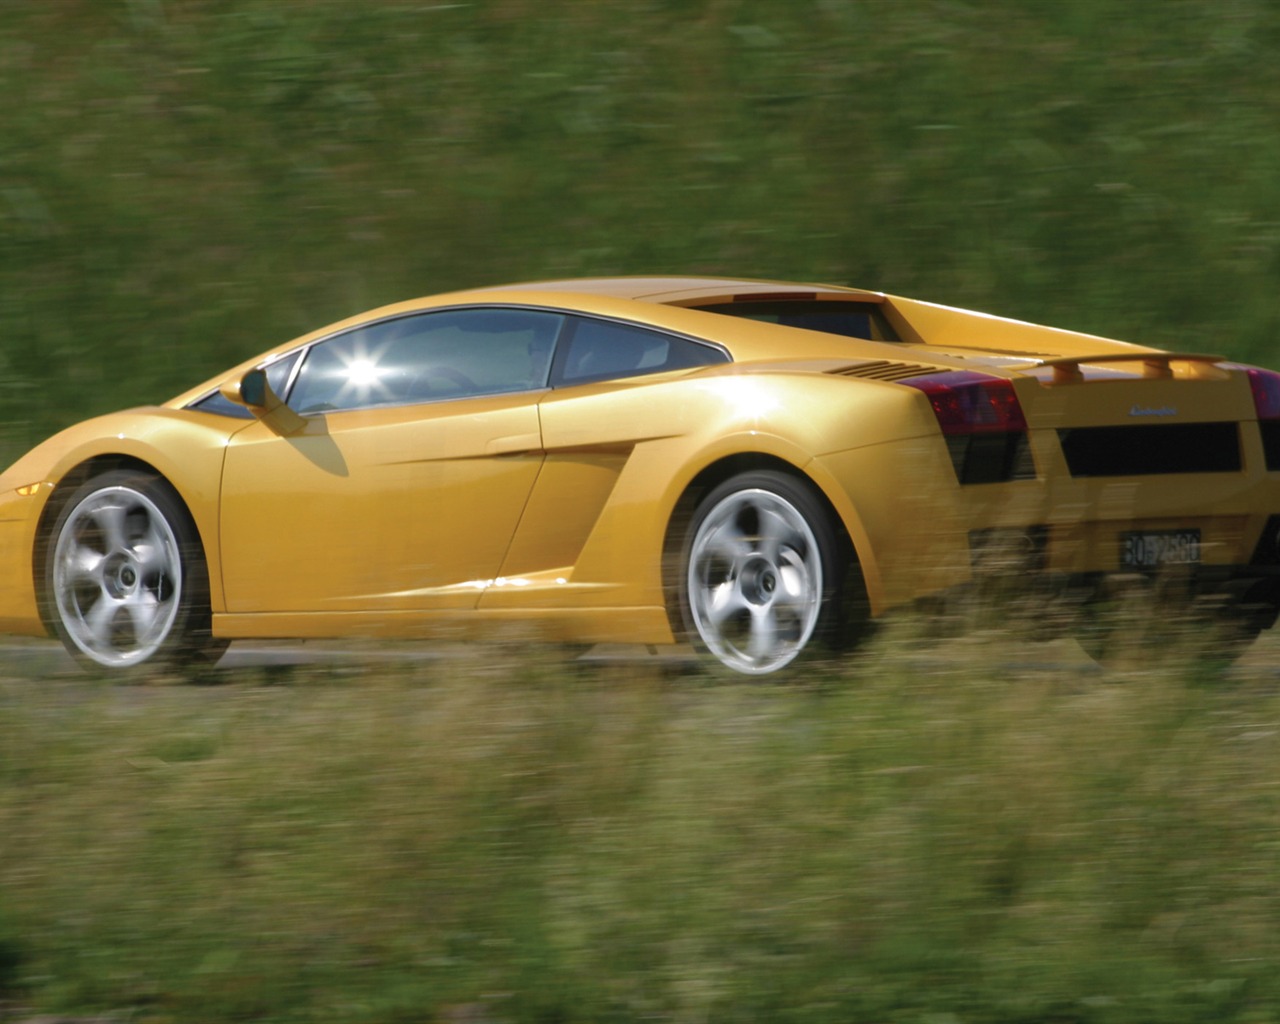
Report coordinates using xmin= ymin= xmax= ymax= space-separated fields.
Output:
xmin=51 ymin=485 xmax=184 ymax=668
xmin=686 ymin=487 xmax=824 ymax=675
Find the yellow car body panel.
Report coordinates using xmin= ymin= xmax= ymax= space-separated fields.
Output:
xmin=218 ymin=391 xmax=545 ymax=614
xmin=0 ymin=485 xmax=44 ymax=634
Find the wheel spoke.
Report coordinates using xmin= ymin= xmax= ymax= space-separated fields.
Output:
xmin=705 ymin=580 xmax=749 ymax=628
xmin=699 ymin=513 xmax=753 ymax=563
xmin=90 ymin=502 xmax=129 ymax=552
xmin=62 ymin=545 xmax=105 ymax=585
xmin=125 ymin=594 xmax=162 ymax=642
xmin=84 ymin=595 xmax=121 ymax=645
xmin=746 ymin=605 xmax=780 ymax=662
xmin=757 ymin=505 xmax=800 ymax=562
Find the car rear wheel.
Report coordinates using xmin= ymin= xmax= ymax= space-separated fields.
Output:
xmin=44 ymin=471 xmax=227 ymax=673
xmin=1076 ymin=575 xmax=1265 ymax=672
xmin=680 ymin=470 xmax=848 ymax=676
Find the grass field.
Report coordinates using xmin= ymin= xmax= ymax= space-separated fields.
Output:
xmin=3 ymin=631 xmax=1280 ymax=1023
xmin=6 ymin=0 xmax=1280 ymax=1020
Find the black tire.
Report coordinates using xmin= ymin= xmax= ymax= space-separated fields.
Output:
xmin=1077 ymin=575 xmax=1263 ymax=672
xmin=676 ymin=470 xmax=860 ymax=676
xmin=42 ymin=470 xmax=227 ymax=674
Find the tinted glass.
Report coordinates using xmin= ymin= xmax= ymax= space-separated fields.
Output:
xmin=555 ymin=317 xmax=728 ymax=385
xmin=693 ymin=301 xmax=900 ymax=342
xmin=289 ymin=308 xmax=563 ymax=414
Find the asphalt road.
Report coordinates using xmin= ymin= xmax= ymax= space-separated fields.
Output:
xmin=0 ymin=638 xmax=698 ymax=680
xmin=5 ymin=633 xmax=1280 ymax=682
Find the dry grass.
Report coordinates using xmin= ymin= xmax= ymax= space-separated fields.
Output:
xmin=3 ymin=627 xmax=1280 ymax=1022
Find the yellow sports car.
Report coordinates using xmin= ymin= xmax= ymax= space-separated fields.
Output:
xmin=3 ymin=276 xmax=1280 ymax=675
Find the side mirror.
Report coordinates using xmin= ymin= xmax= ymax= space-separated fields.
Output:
xmin=240 ymin=368 xmax=269 ymax=407
xmin=219 ymin=368 xmax=270 ymax=409
xmin=218 ymin=368 xmax=307 ymax=435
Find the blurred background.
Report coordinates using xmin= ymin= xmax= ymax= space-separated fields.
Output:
xmin=5 ymin=0 xmax=1280 ymax=456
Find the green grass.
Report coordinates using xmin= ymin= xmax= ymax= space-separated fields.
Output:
xmin=3 ymin=634 xmax=1280 ymax=1022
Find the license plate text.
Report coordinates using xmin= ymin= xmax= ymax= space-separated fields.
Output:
xmin=1120 ymin=529 xmax=1201 ymax=569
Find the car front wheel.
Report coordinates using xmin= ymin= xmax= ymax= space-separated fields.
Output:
xmin=680 ymin=470 xmax=848 ymax=676
xmin=44 ymin=470 xmax=226 ymax=673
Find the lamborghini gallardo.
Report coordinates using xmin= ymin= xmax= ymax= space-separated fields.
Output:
xmin=3 ymin=276 xmax=1280 ymax=675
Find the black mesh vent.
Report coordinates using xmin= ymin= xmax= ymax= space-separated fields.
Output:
xmin=946 ymin=432 xmax=1036 ymax=485
xmin=828 ymin=360 xmax=938 ymax=381
xmin=694 ymin=301 xmax=899 ymax=341
xmin=1058 ymin=423 xmax=1240 ymax=477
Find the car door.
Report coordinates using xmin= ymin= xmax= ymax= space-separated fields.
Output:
xmin=218 ymin=307 xmax=562 ymax=614
xmin=481 ymin=315 xmax=731 ymax=609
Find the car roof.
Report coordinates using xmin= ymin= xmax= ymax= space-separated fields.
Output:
xmin=167 ymin=277 xmax=896 ymax=410
xmin=470 ymin=276 xmax=886 ymax=305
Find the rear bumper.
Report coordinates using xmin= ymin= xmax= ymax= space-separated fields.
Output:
xmin=917 ymin=561 xmax=1280 ymax=645
xmin=989 ymin=560 xmax=1280 ymax=618
xmin=815 ymin=432 xmax=1280 ymax=616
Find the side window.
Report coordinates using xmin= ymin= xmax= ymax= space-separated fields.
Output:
xmin=188 ymin=350 xmax=302 ymax=420
xmin=288 ymin=308 xmax=563 ymax=414
xmin=553 ymin=317 xmax=728 ymax=386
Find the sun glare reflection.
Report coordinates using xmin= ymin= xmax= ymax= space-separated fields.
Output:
xmin=331 ymin=340 xmax=396 ymax=406
xmin=345 ymin=358 xmax=381 ymax=388
xmin=704 ymin=378 xmax=782 ymax=421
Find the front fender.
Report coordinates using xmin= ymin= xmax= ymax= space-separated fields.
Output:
xmin=0 ymin=408 xmax=244 ymax=618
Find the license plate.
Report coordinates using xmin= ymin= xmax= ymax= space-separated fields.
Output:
xmin=1119 ymin=529 xmax=1201 ymax=569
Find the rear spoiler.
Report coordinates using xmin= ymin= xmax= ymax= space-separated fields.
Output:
xmin=1028 ymin=352 xmax=1226 ymax=385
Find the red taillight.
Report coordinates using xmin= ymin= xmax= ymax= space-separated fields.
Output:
xmin=1246 ymin=367 xmax=1280 ymax=420
xmin=901 ymin=371 xmax=1028 ymax=435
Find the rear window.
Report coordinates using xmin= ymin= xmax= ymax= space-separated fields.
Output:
xmin=692 ymin=301 xmax=899 ymax=342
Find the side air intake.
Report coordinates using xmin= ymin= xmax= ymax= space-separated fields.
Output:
xmin=829 ymin=360 xmax=942 ymax=382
